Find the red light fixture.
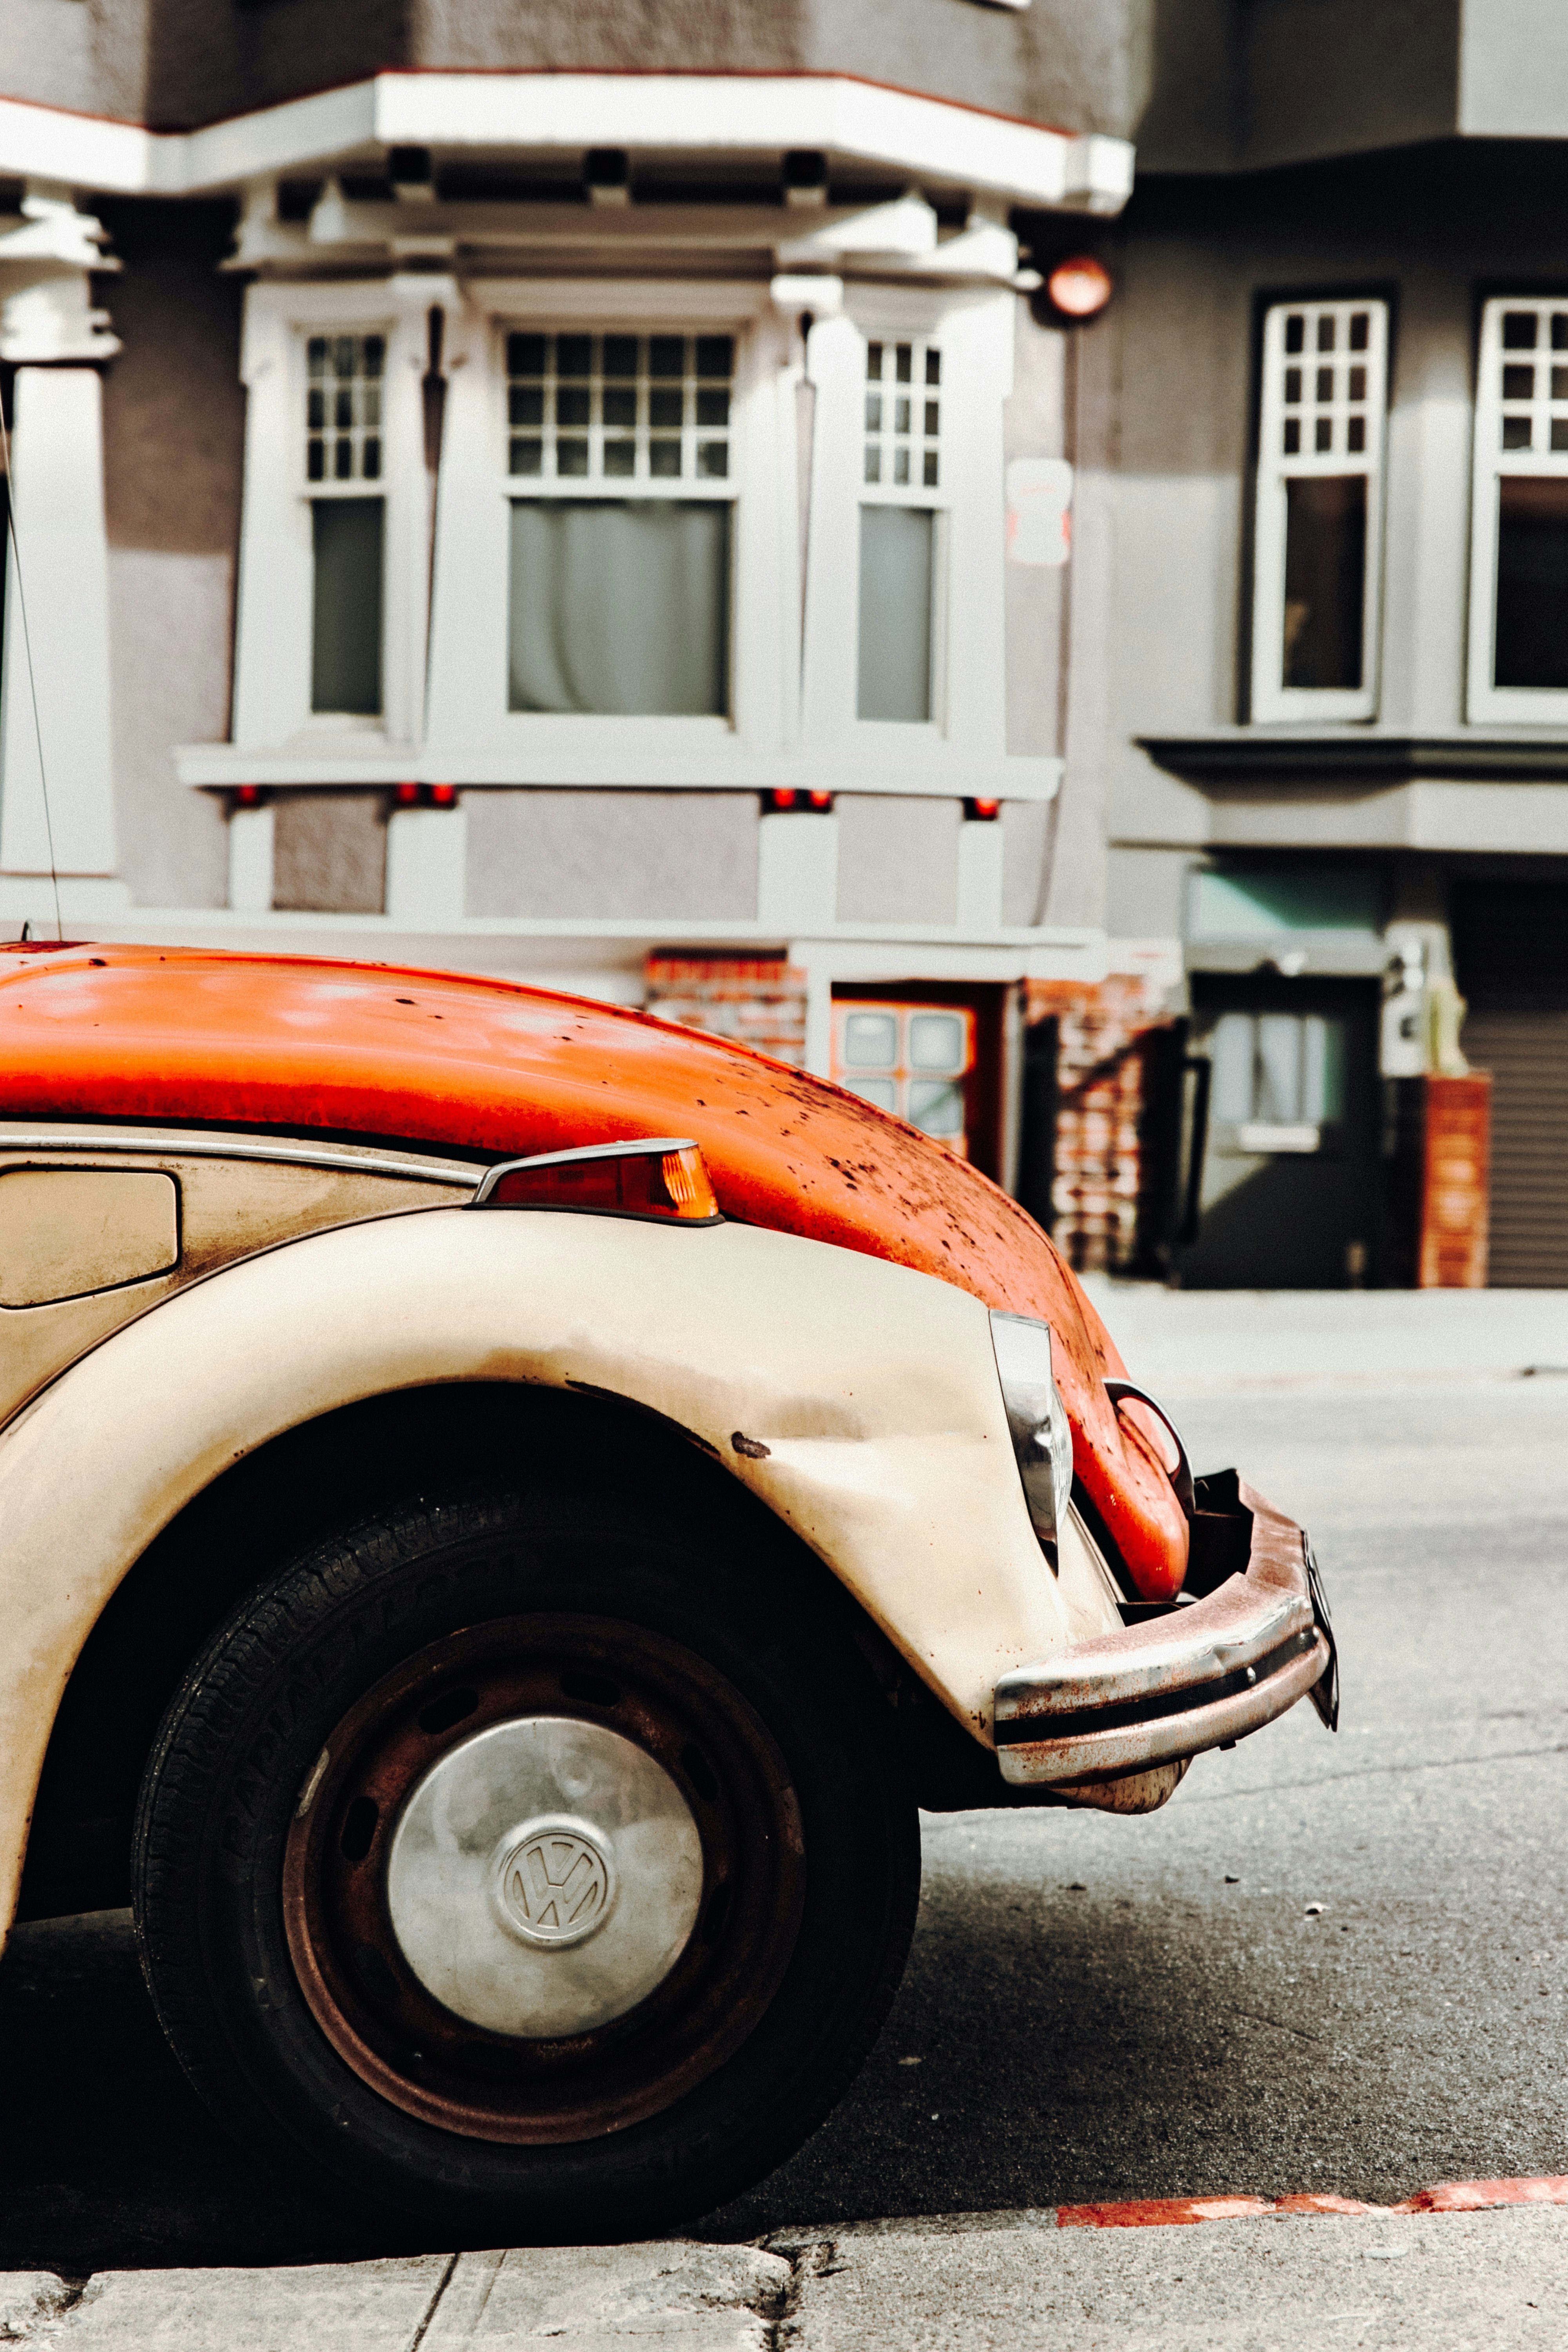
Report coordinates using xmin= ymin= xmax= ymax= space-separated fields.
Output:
xmin=233 ymin=784 xmax=265 ymax=810
xmin=965 ymin=797 xmax=1002 ymax=822
xmin=807 ymin=788 xmax=835 ymax=812
xmin=394 ymin=781 xmax=421 ymax=807
xmin=429 ymin=782 xmax=457 ymax=808
xmin=1045 ymin=256 xmax=1114 ymax=323
xmin=471 ymin=1138 xmax=722 ymax=1225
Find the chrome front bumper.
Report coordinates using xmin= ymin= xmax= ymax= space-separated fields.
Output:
xmin=993 ymin=1477 xmax=1336 ymax=1786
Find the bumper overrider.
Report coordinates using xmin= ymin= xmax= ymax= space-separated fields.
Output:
xmin=993 ymin=1474 xmax=1338 ymax=1786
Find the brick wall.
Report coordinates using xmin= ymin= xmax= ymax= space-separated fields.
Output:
xmin=643 ymin=955 xmax=808 ymax=1068
xmin=1026 ymin=969 xmax=1177 ymax=1274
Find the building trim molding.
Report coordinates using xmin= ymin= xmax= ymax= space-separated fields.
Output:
xmin=1140 ymin=731 xmax=1568 ymax=786
xmin=0 ymin=73 xmax=1134 ymax=212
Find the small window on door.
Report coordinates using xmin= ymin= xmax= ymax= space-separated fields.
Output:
xmin=1468 ymin=298 xmax=1568 ymax=720
xmin=1250 ymin=299 xmax=1388 ymax=723
xmin=1209 ymin=1009 xmax=1347 ymax=1149
xmin=832 ymin=1000 xmax=975 ymax=1153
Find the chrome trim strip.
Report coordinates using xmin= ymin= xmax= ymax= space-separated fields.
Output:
xmin=994 ymin=1480 xmax=1330 ymax=1785
xmin=0 ymin=1125 xmax=481 ymax=1189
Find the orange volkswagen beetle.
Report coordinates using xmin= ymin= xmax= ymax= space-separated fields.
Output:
xmin=0 ymin=943 xmax=1334 ymax=2238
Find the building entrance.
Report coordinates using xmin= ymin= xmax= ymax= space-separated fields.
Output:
xmin=1176 ymin=974 xmax=1381 ymax=1288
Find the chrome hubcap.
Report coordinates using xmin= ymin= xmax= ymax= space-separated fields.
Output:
xmin=386 ymin=1715 xmax=704 ymax=2040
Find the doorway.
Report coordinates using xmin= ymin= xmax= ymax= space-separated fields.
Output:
xmin=1176 ymin=973 xmax=1382 ymax=1288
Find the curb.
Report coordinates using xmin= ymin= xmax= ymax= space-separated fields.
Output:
xmin=1057 ymin=2175 xmax=1568 ymax=2227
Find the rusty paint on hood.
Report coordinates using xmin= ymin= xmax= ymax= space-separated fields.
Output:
xmin=0 ymin=945 xmax=1189 ymax=1598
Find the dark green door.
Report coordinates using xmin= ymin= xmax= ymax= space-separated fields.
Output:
xmin=1176 ymin=974 xmax=1381 ymax=1289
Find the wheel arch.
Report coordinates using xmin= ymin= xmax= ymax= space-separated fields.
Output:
xmin=3 ymin=1206 xmax=1067 ymax=1933
xmin=18 ymin=1377 xmax=884 ymax=1924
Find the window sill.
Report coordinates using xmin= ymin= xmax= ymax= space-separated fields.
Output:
xmin=1140 ymin=730 xmax=1568 ymax=786
xmin=179 ymin=743 xmax=1063 ymax=801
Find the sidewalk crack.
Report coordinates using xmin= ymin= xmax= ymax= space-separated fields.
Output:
xmin=757 ymin=2238 xmax=837 ymax=2352
xmin=408 ymin=2252 xmax=460 ymax=2352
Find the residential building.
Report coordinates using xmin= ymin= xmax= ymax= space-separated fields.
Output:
xmin=0 ymin=0 xmax=1159 ymax=1262
xmin=1087 ymin=2 xmax=1568 ymax=1285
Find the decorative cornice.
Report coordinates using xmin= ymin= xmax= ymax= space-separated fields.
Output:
xmin=1140 ymin=731 xmax=1568 ymax=786
xmin=0 ymin=73 xmax=1134 ymax=214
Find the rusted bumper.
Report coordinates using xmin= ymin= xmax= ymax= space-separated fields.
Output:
xmin=993 ymin=1478 xmax=1336 ymax=1786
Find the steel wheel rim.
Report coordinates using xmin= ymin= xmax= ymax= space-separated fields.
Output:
xmin=281 ymin=1614 xmax=806 ymax=2144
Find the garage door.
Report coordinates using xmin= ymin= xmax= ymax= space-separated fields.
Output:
xmin=1453 ymin=881 xmax=1568 ymax=1287
xmin=1457 ymin=1008 xmax=1568 ymax=1286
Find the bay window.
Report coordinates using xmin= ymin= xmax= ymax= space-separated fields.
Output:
xmin=1250 ymin=298 xmax=1388 ymax=723
xmin=857 ymin=335 xmax=943 ymax=723
xmin=501 ymin=330 xmax=734 ymax=717
xmin=1467 ymin=297 xmax=1568 ymax=720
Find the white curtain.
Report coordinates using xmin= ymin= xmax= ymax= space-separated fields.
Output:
xmin=508 ymin=500 xmax=730 ymax=715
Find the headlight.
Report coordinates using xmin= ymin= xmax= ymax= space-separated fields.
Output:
xmin=989 ymin=1310 xmax=1074 ymax=1566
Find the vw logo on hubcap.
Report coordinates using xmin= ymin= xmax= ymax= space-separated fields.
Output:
xmin=490 ymin=1815 xmax=617 ymax=1949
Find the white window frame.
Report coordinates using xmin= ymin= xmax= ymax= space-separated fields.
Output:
xmin=1467 ymin=294 xmax=1568 ymax=723
xmin=1250 ymin=297 xmax=1389 ymax=725
xmin=231 ymin=279 xmax=432 ymax=753
xmin=800 ymin=286 xmax=1012 ymax=773
xmin=424 ymin=279 xmax=786 ymax=769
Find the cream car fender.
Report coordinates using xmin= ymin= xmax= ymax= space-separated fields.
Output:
xmin=0 ymin=1205 xmax=1120 ymax=1940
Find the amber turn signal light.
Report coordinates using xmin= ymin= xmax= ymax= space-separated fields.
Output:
xmin=470 ymin=1138 xmax=722 ymax=1224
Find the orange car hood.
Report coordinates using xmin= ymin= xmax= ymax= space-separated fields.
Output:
xmin=0 ymin=946 xmax=1188 ymax=1601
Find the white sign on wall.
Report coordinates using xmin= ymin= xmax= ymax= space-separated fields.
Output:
xmin=1005 ymin=457 xmax=1072 ymax=567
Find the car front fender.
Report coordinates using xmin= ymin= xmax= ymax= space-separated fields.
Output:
xmin=0 ymin=1205 xmax=1122 ymax=1940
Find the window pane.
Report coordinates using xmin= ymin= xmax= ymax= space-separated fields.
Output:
xmin=1255 ymin=1015 xmax=1303 ymax=1122
xmin=842 ymin=1011 xmax=897 ymax=1069
xmin=310 ymin=498 xmax=383 ymax=715
xmin=507 ymin=499 xmax=730 ymax=715
xmin=1210 ymin=1014 xmax=1254 ymax=1123
xmin=907 ymin=1078 xmax=965 ymax=1138
xmin=1494 ymin=477 xmax=1568 ymax=689
xmin=1301 ymin=1015 xmax=1347 ymax=1122
xmin=1281 ymin=475 xmax=1365 ymax=690
xmin=908 ymin=1011 xmax=965 ymax=1071
xmin=845 ymin=1077 xmax=896 ymax=1113
xmin=857 ymin=505 xmax=933 ymax=722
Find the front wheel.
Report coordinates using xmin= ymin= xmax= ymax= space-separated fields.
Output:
xmin=132 ymin=1485 xmax=920 ymax=2240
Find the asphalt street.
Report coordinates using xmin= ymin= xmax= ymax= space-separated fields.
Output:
xmin=2 ymin=1331 xmax=1565 ymax=2271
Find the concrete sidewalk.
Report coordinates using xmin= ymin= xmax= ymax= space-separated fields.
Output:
xmin=5 ymin=2203 xmax=1566 ymax=2350
xmin=1078 ymin=1276 xmax=1568 ymax=1396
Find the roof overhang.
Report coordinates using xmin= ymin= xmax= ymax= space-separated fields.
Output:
xmin=0 ymin=70 xmax=1134 ymax=214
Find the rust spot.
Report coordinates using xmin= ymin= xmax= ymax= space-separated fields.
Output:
xmin=731 ymin=1431 xmax=771 ymax=1460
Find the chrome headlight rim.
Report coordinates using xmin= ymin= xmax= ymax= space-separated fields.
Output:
xmin=989 ymin=1309 xmax=1074 ymax=1568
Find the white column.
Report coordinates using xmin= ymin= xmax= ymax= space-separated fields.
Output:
xmin=955 ymin=816 xmax=1005 ymax=933
xmin=0 ymin=191 xmax=122 ymax=890
xmin=385 ymin=802 xmax=468 ymax=923
xmin=227 ymin=803 xmax=276 ymax=913
xmin=757 ymin=809 xmax=838 ymax=930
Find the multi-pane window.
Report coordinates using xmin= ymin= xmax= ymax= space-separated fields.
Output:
xmin=1250 ymin=299 xmax=1388 ymax=722
xmin=858 ymin=335 xmax=944 ymax=723
xmin=303 ymin=330 xmax=388 ymax=718
xmin=863 ymin=339 xmax=941 ymax=488
xmin=1468 ymin=298 xmax=1568 ymax=717
xmin=505 ymin=332 xmax=733 ymax=485
xmin=831 ymin=1001 xmax=975 ymax=1154
xmin=305 ymin=334 xmax=384 ymax=482
xmin=503 ymin=325 xmax=737 ymax=718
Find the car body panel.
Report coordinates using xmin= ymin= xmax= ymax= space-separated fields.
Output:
xmin=0 ymin=1204 xmax=1125 ymax=1944
xmin=0 ymin=946 xmax=1189 ymax=1600
xmin=0 ymin=1124 xmax=472 ymax=1427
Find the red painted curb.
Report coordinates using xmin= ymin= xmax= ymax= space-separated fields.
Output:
xmin=1056 ymin=2178 xmax=1568 ymax=2228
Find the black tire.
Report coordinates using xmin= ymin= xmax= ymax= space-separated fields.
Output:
xmin=131 ymin=1482 xmax=920 ymax=2241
